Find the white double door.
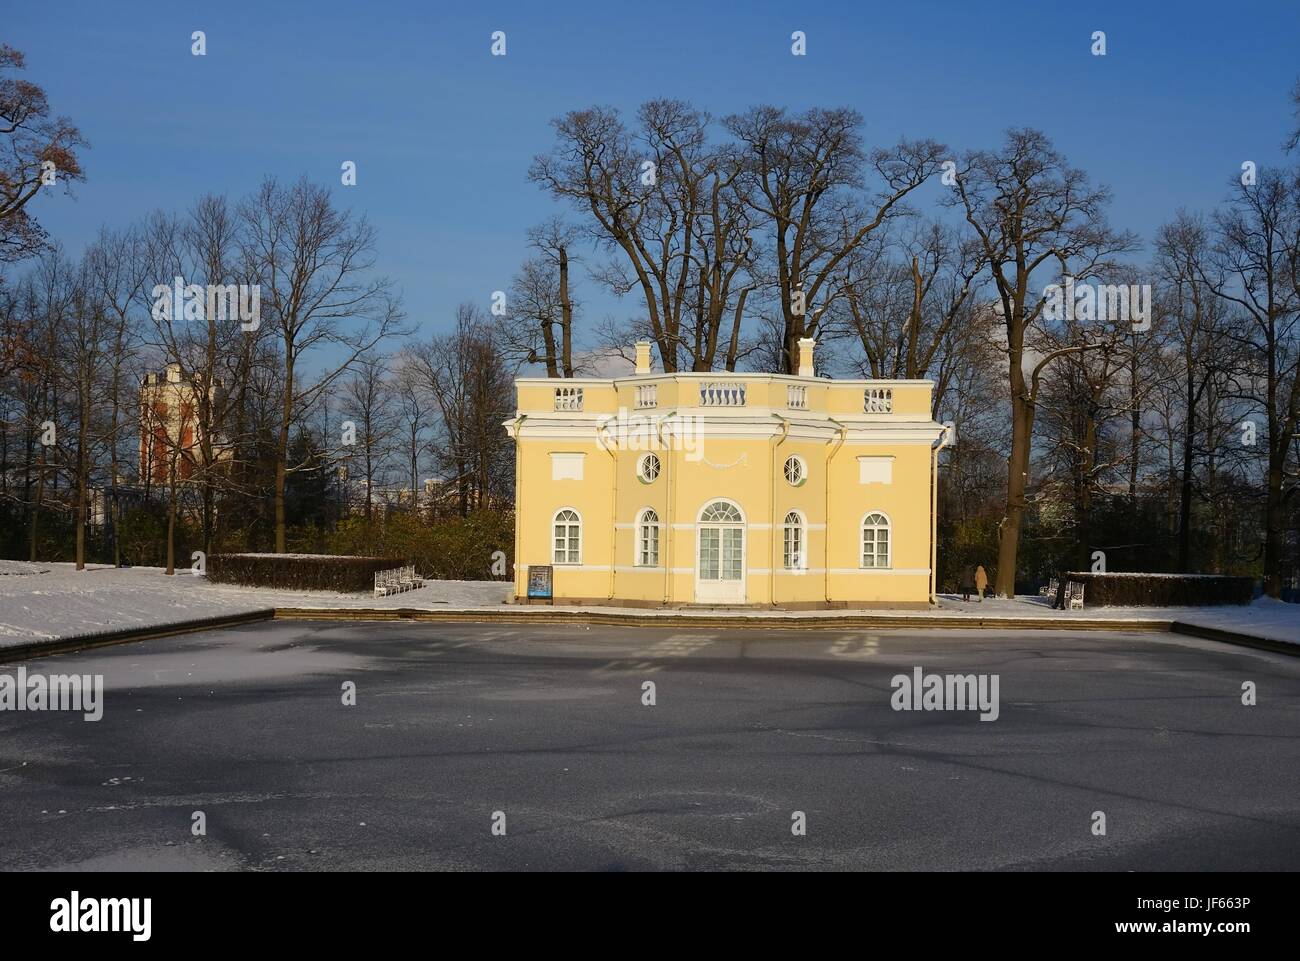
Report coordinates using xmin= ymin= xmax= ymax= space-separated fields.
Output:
xmin=695 ymin=524 xmax=745 ymax=603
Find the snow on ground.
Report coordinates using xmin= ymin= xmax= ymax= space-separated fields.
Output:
xmin=0 ymin=563 xmax=1295 ymax=647
xmin=934 ymin=592 xmax=1300 ymax=645
xmin=1171 ymin=595 xmax=1300 ymax=646
xmin=0 ymin=563 xmax=511 ymax=646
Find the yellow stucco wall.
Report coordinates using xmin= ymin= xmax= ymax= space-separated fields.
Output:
xmin=507 ymin=371 xmax=945 ymax=608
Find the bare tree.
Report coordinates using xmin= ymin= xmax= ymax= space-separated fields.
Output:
xmin=1209 ymin=168 xmax=1300 ymax=596
xmin=1154 ymin=211 xmax=1232 ymax=570
xmin=411 ymin=304 xmax=514 ymax=516
xmin=502 ymin=219 xmax=579 ymax=376
xmin=144 ymin=195 xmax=265 ymax=559
xmin=59 ymin=249 xmax=118 ymax=570
xmin=0 ymin=44 xmax=87 ymax=267
xmin=391 ymin=350 xmax=429 ymax=499
xmin=340 ymin=351 xmax=395 ymax=520
xmin=838 ymin=219 xmax=987 ymax=414
xmin=530 ymin=100 xmax=753 ymax=372
xmin=725 ymin=106 xmax=945 ymax=372
xmin=240 ymin=176 xmax=405 ymax=551
xmin=85 ymin=224 xmax=147 ymax=565
xmin=949 ymin=128 xmax=1139 ymax=596
xmin=1035 ymin=296 xmax=1131 ymax=569
xmin=13 ymin=260 xmax=70 ymax=561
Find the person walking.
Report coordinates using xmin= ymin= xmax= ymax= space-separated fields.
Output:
xmin=959 ymin=564 xmax=976 ymax=602
xmin=974 ymin=564 xmax=988 ymax=602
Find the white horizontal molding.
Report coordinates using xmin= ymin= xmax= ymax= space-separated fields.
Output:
xmin=516 ymin=374 xmax=936 ymax=388
xmin=511 ymin=419 xmax=945 ymax=442
xmin=582 ymin=566 xmax=929 ymax=577
xmin=622 ymin=521 xmax=819 ymax=530
xmin=670 ymin=522 xmax=771 ymax=531
xmin=827 ymin=567 xmax=930 ymax=575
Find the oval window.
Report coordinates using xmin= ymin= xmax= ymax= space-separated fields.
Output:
xmin=783 ymin=455 xmax=806 ymax=487
xmin=638 ymin=453 xmax=661 ymax=483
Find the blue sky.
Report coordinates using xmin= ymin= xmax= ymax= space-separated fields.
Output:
xmin=8 ymin=0 xmax=1300 ymax=349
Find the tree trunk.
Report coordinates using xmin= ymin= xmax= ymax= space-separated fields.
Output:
xmin=28 ymin=449 xmax=44 ymax=563
xmin=725 ymin=288 xmax=748 ymax=372
xmin=906 ymin=256 xmax=922 ymax=379
xmin=75 ymin=461 xmax=87 ymax=570
xmin=559 ymin=245 xmax=574 ymax=378
xmin=202 ymin=481 xmax=214 ymax=557
xmin=1128 ymin=344 xmax=1140 ymax=499
xmin=410 ymin=435 xmax=418 ymax=495
xmin=75 ymin=400 xmax=89 ymax=570
xmin=996 ymin=386 xmax=1033 ymax=597
xmin=1264 ymin=455 xmax=1285 ymax=597
xmin=166 ymin=469 xmax=177 ymax=576
xmin=539 ymin=319 xmax=559 ymax=378
xmin=275 ymin=354 xmax=294 ymax=553
xmin=1079 ymin=410 xmax=1096 ymax=570
xmin=1178 ymin=365 xmax=1195 ymax=571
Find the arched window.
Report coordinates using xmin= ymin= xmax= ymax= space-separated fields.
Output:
xmin=783 ymin=511 xmax=805 ymax=570
xmin=861 ymin=512 xmax=890 ymax=569
xmin=697 ymin=500 xmax=744 ymax=583
xmin=637 ymin=508 xmax=660 ymax=567
xmin=700 ymin=500 xmax=743 ymax=524
xmin=553 ymin=508 xmax=581 ymax=564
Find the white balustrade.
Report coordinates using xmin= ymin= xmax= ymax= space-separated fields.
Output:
xmin=864 ymin=387 xmax=893 ymax=414
xmin=699 ymin=381 xmax=746 ymax=407
xmin=554 ymin=386 xmax=584 ymax=411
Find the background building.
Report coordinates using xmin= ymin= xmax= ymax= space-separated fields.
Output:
xmin=138 ymin=364 xmax=229 ymax=485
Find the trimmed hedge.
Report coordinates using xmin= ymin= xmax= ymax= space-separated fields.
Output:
xmin=207 ymin=553 xmax=402 ymax=593
xmin=326 ymin=512 xmax=514 ymax=581
xmin=1054 ymin=572 xmax=1252 ymax=607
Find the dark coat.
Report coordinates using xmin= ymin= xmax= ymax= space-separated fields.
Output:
xmin=958 ymin=565 xmax=976 ymax=592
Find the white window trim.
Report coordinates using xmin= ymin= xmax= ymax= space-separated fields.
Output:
xmin=552 ymin=507 xmax=582 ymax=565
xmin=860 ymin=510 xmax=892 ymax=570
xmin=635 ymin=507 xmax=660 ymax=567
xmin=696 ymin=498 xmax=746 ymax=592
xmin=782 ymin=509 xmax=807 ymax=570
xmin=696 ymin=498 xmax=746 ymax=525
xmin=637 ymin=452 xmax=662 ymax=484
xmin=783 ymin=454 xmax=808 ymax=487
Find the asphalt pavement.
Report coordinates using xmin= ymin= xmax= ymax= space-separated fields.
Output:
xmin=1 ymin=621 xmax=1297 ymax=870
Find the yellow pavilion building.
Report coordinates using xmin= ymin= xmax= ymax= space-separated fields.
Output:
xmin=505 ymin=340 xmax=949 ymax=608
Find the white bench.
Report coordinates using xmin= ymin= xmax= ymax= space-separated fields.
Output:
xmin=1064 ymin=581 xmax=1085 ymax=610
xmin=374 ymin=565 xmax=424 ymax=597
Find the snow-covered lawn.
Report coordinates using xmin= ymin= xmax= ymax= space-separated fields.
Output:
xmin=1168 ymin=595 xmax=1300 ymax=645
xmin=0 ymin=562 xmax=511 ymax=647
xmin=0 ymin=562 xmax=1295 ymax=648
xmin=934 ymin=592 xmax=1300 ymax=645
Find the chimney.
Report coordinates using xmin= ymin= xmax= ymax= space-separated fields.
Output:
xmin=797 ymin=337 xmax=815 ymax=377
xmin=634 ymin=340 xmax=652 ymax=374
